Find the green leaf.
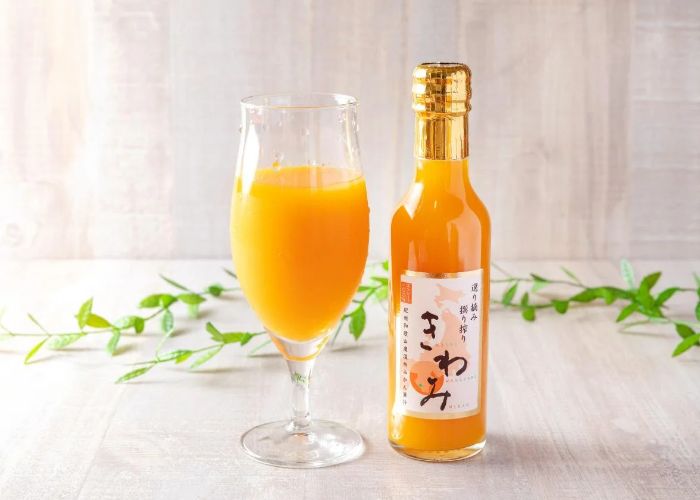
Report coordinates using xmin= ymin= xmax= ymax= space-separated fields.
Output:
xmin=561 ymin=266 xmax=582 ymax=285
xmin=218 ymin=332 xmax=255 ymax=344
xmin=133 ymin=317 xmax=145 ymax=334
xmin=177 ymin=293 xmax=205 ymax=305
xmin=520 ymin=292 xmax=530 ymax=307
xmin=620 ymin=259 xmax=635 ymax=289
xmin=502 ymin=283 xmax=518 ymax=305
xmin=371 ymin=276 xmax=388 ymax=286
xmin=675 ymin=323 xmax=695 ymax=339
xmin=86 ymin=314 xmax=111 ymax=328
xmin=570 ymin=288 xmax=598 ymax=303
xmin=175 ymin=351 xmax=193 ymax=364
xmin=190 ymin=345 xmax=223 ymax=369
xmin=220 ymin=332 xmax=245 ymax=343
xmin=635 ymin=285 xmax=655 ymax=311
xmin=139 ymin=294 xmax=162 ymax=308
xmin=637 ymin=272 xmax=662 ymax=309
xmin=113 ymin=316 xmax=135 ymax=329
xmin=24 ymin=337 xmax=48 ymax=364
xmin=599 ymin=288 xmax=615 ymax=305
xmin=374 ymin=285 xmax=388 ymax=302
xmin=552 ymin=300 xmax=569 ymax=314
xmin=187 ymin=303 xmax=199 ymax=318
xmin=569 ymin=287 xmax=617 ymax=304
xmin=521 ymin=307 xmax=536 ymax=321
xmin=158 ymin=349 xmax=193 ymax=363
xmin=76 ymin=298 xmax=93 ymax=328
xmin=672 ymin=333 xmax=700 ymax=357
xmin=382 ymin=260 xmax=389 ymax=271
xmin=161 ymin=309 xmax=174 ymax=334
xmin=106 ymin=329 xmax=121 ymax=356
xmin=604 ymin=287 xmax=633 ymax=300
xmin=223 ymin=268 xmax=238 ymax=279
xmin=159 ymin=294 xmax=177 ymax=308
xmin=113 ymin=315 xmax=145 ymax=334
xmin=349 ymin=308 xmax=367 ymax=340
xmin=116 ymin=365 xmax=153 ymax=383
xmin=655 ymin=287 xmax=679 ymax=307
xmin=48 ymin=333 xmax=85 ymax=349
xmin=206 ymin=322 xmax=223 ymax=341
xmin=159 ymin=274 xmax=189 ymax=291
xmin=616 ymin=303 xmax=637 ymax=322
xmin=696 ymin=302 xmax=700 ymax=322
xmin=531 ymin=277 xmax=549 ymax=293
xmin=207 ymin=284 xmax=224 ymax=297
xmin=357 ymin=285 xmax=372 ymax=292
xmin=639 ymin=272 xmax=661 ymax=292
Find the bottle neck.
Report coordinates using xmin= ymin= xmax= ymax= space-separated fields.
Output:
xmin=414 ymin=158 xmax=471 ymax=191
xmin=413 ymin=112 xmax=469 ymax=160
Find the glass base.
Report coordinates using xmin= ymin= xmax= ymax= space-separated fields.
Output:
xmin=389 ymin=438 xmax=485 ymax=462
xmin=241 ymin=419 xmax=365 ymax=468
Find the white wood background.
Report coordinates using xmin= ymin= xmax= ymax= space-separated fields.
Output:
xmin=0 ymin=0 xmax=698 ymax=260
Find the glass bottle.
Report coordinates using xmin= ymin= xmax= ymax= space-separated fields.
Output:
xmin=388 ymin=63 xmax=491 ymax=461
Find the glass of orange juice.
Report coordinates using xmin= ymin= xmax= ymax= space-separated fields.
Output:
xmin=231 ymin=94 xmax=369 ymax=468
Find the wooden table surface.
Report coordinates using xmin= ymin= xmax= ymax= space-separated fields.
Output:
xmin=1 ymin=259 xmax=699 ymax=500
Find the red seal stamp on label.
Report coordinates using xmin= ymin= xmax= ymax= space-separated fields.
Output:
xmin=400 ymin=281 xmax=412 ymax=304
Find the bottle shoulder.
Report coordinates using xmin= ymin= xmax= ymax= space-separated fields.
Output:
xmin=391 ymin=181 xmax=491 ymax=273
xmin=392 ymin=181 xmax=490 ymax=230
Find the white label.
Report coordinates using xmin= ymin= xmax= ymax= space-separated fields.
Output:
xmin=395 ymin=269 xmax=482 ymax=419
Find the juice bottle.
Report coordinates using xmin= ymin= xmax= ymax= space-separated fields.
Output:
xmin=388 ymin=63 xmax=491 ymax=461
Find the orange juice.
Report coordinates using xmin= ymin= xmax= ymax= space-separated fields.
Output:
xmin=388 ymin=63 xmax=490 ymax=461
xmin=231 ymin=166 xmax=369 ymax=342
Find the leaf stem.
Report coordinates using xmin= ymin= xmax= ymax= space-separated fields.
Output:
xmin=347 ymin=287 xmax=377 ymax=316
xmin=246 ymin=338 xmax=272 ymax=357
xmin=0 ymin=325 xmax=113 ymax=337
xmin=330 ymin=317 xmax=347 ymax=347
xmin=618 ymin=318 xmax=658 ymax=332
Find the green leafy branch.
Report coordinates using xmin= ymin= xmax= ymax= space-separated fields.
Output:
xmin=491 ymin=260 xmax=700 ymax=356
xmin=115 ymin=322 xmax=266 ymax=383
xmin=2 ymin=259 xmax=699 ymax=384
xmin=0 ymin=270 xmax=241 ymax=364
xmin=331 ymin=261 xmax=389 ymax=345
xmin=116 ymin=262 xmax=390 ymax=381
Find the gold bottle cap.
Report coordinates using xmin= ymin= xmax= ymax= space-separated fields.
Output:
xmin=412 ymin=62 xmax=471 ymax=114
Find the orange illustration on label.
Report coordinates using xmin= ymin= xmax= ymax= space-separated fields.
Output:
xmin=435 ymin=284 xmax=465 ymax=308
xmin=410 ymin=360 xmax=445 ymax=395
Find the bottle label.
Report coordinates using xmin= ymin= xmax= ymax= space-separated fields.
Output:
xmin=395 ymin=269 xmax=483 ymax=419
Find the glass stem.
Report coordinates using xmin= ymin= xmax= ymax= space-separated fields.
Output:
xmin=286 ymin=358 xmax=314 ymax=432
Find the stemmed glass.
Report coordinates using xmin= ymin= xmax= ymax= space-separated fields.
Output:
xmin=230 ymin=93 xmax=369 ymax=468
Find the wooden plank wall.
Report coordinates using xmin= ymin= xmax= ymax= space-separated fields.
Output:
xmin=0 ymin=0 xmax=697 ymax=259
